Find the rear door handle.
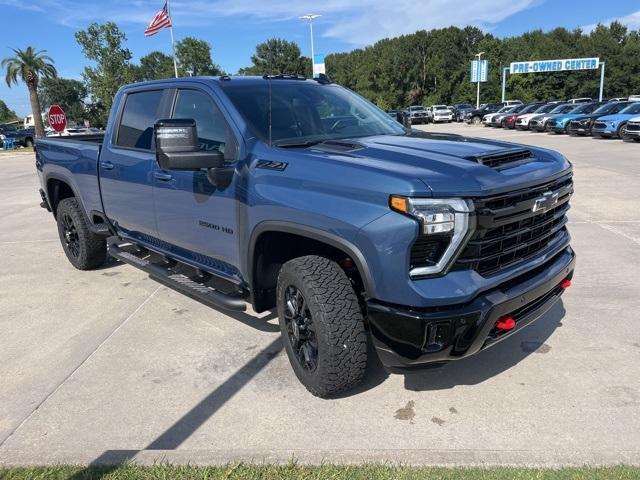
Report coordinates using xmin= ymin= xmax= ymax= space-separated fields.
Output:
xmin=154 ymin=171 xmax=173 ymax=182
xmin=100 ymin=161 xmax=114 ymax=170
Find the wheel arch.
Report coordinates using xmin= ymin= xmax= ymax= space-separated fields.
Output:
xmin=247 ymin=222 xmax=376 ymax=313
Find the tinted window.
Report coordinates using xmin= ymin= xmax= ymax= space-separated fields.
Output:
xmin=116 ymin=90 xmax=163 ymax=150
xmin=172 ymin=89 xmax=227 ymax=153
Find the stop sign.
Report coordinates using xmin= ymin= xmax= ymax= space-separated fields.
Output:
xmin=48 ymin=105 xmax=67 ymax=133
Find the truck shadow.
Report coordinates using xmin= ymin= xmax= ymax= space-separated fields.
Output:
xmin=401 ymin=300 xmax=566 ymax=392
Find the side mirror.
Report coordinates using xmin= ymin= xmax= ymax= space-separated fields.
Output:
xmin=154 ymin=119 xmax=224 ymax=171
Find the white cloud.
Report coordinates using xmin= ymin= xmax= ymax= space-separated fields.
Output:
xmin=582 ymin=9 xmax=640 ymax=33
xmin=3 ymin=0 xmax=540 ymax=45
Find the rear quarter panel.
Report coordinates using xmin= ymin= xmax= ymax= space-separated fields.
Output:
xmin=36 ymin=138 xmax=102 ymax=216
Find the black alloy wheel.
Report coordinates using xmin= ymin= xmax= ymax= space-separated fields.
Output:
xmin=283 ymin=285 xmax=318 ymax=372
xmin=61 ymin=212 xmax=80 ymax=258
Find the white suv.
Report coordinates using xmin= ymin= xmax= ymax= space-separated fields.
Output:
xmin=430 ymin=105 xmax=453 ymax=123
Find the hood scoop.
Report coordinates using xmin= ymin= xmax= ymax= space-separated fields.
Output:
xmin=311 ymin=139 xmax=365 ymax=155
xmin=466 ymin=148 xmax=534 ymax=170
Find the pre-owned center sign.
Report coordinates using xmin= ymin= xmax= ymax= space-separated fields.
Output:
xmin=509 ymin=57 xmax=599 ymax=74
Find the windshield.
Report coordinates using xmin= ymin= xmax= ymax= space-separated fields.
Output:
xmin=594 ymin=103 xmax=622 ymax=115
xmin=537 ymin=104 xmax=559 ymax=113
xmin=572 ymin=103 xmax=598 ymax=113
xmin=410 ymin=106 xmax=426 ymax=111
xmin=222 ymin=81 xmax=405 ymax=146
xmin=550 ymin=105 xmax=575 ymax=114
xmin=455 ymin=104 xmax=472 ymax=109
xmin=620 ymin=103 xmax=640 ymax=115
xmin=519 ymin=104 xmax=541 ymax=114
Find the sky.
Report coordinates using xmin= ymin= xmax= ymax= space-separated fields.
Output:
xmin=1 ymin=0 xmax=639 ymax=117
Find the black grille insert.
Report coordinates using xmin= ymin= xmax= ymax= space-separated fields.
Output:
xmin=627 ymin=123 xmax=640 ymax=132
xmin=454 ymin=174 xmax=573 ymax=276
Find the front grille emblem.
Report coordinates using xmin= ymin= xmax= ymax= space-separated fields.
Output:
xmin=532 ymin=191 xmax=559 ymax=213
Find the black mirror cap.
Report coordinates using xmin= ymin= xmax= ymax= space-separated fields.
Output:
xmin=154 ymin=118 xmax=224 ymax=171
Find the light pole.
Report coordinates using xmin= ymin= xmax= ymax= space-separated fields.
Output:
xmin=475 ymin=51 xmax=485 ymax=109
xmin=300 ymin=14 xmax=321 ymax=75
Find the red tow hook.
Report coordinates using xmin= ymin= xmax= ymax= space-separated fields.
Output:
xmin=560 ymin=278 xmax=572 ymax=289
xmin=495 ymin=316 xmax=516 ymax=331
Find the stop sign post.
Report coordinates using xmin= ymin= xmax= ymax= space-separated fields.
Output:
xmin=48 ymin=105 xmax=67 ymax=133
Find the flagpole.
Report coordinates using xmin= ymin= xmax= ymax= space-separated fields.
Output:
xmin=167 ymin=0 xmax=178 ymax=77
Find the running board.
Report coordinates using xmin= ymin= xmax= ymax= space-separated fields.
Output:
xmin=108 ymin=240 xmax=247 ymax=312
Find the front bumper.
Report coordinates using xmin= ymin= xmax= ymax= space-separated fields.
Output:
xmin=367 ymin=247 xmax=575 ymax=371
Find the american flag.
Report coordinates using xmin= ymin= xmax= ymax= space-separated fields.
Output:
xmin=144 ymin=1 xmax=172 ymax=37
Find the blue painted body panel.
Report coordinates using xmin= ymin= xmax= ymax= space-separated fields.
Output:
xmin=35 ymin=76 xmax=572 ymax=307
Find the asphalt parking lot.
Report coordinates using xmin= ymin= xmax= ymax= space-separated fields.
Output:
xmin=1 ymin=124 xmax=639 ymax=468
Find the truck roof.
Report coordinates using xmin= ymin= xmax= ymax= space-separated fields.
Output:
xmin=121 ymin=75 xmax=327 ymax=90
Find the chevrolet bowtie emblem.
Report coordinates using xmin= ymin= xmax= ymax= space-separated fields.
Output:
xmin=532 ymin=191 xmax=559 ymax=213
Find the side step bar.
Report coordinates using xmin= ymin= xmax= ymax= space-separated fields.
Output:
xmin=108 ymin=239 xmax=247 ymax=312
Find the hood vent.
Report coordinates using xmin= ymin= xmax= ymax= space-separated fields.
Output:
xmin=313 ymin=139 xmax=365 ymax=154
xmin=468 ymin=149 xmax=534 ymax=170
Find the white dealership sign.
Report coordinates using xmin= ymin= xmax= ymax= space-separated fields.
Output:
xmin=510 ymin=57 xmax=600 ymax=74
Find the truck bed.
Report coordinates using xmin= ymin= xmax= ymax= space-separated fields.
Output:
xmin=35 ymin=135 xmax=106 ymax=218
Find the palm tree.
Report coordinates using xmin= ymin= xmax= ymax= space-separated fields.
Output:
xmin=2 ymin=47 xmax=57 ymax=138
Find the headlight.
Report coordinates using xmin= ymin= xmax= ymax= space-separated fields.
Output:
xmin=390 ymin=196 xmax=473 ymax=277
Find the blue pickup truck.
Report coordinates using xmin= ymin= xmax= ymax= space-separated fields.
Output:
xmin=35 ymin=75 xmax=575 ymax=397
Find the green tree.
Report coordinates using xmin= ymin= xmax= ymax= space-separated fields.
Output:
xmin=38 ymin=77 xmax=87 ymax=125
xmin=175 ymin=37 xmax=223 ymax=76
xmin=239 ymin=38 xmax=310 ymax=76
xmin=0 ymin=99 xmax=18 ymax=122
xmin=138 ymin=50 xmax=175 ymax=81
xmin=75 ymin=22 xmax=136 ymax=126
xmin=1 ymin=47 xmax=56 ymax=137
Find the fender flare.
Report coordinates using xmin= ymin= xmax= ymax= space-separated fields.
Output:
xmin=247 ymin=221 xmax=377 ymax=299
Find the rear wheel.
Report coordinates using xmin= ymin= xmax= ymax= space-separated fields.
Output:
xmin=277 ymin=255 xmax=367 ymax=397
xmin=56 ymin=198 xmax=107 ymax=270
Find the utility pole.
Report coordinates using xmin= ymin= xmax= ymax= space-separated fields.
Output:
xmin=300 ymin=14 xmax=321 ymax=76
xmin=475 ymin=52 xmax=485 ymax=109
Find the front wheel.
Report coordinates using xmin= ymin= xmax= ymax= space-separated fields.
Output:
xmin=56 ymin=198 xmax=107 ymax=270
xmin=618 ymin=123 xmax=628 ymax=139
xmin=471 ymin=116 xmax=481 ymax=125
xmin=277 ymin=255 xmax=367 ymax=397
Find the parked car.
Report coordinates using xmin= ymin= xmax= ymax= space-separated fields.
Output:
xmin=452 ymin=103 xmax=473 ymax=122
xmin=34 ymin=76 xmax=575 ymax=397
xmin=566 ymin=97 xmax=592 ymax=104
xmin=607 ymin=97 xmax=627 ymax=102
xmin=406 ymin=105 xmax=429 ymax=125
xmin=567 ymin=101 xmax=632 ymax=136
xmin=545 ymin=102 xmax=604 ymax=134
xmin=515 ymin=103 xmax=564 ymax=130
xmin=0 ymin=124 xmax=35 ymax=147
xmin=592 ymin=102 xmax=640 ymax=138
xmin=465 ymin=103 xmax=505 ymax=124
xmin=502 ymin=102 xmax=546 ymax=129
xmin=529 ymin=104 xmax=577 ymax=132
xmin=491 ymin=104 xmax=529 ymax=127
xmin=387 ymin=110 xmax=410 ymax=128
xmin=429 ymin=105 xmax=453 ymax=123
xmin=482 ymin=105 xmax=515 ymax=126
xmin=504 ymin=100 xmax=523 ymax=106
xmin=624 ymin=116 xmax=640 ymax=141
xmin=628 ymin=95 xmax=640 ymax=102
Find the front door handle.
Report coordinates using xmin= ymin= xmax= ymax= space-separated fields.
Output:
xmin=154 ymin=171 xmax=173 ymax=182
xmin=100 ymin=161 xmax=114 ymax=170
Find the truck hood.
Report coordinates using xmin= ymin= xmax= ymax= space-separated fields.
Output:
xmin=307 ymin=133 xmax=570 ymax=197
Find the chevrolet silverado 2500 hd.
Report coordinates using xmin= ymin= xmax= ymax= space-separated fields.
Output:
xmin=35 ymin=76 xmax=575 ymax=397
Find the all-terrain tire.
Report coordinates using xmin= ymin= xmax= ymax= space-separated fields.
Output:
xmin=56 ymin=198 xmax=107 ymax=270
xmin=277 ymin=255 xmax=367 ymax=397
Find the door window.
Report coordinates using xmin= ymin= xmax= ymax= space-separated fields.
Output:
xmin=116 ymin=90 xmax=163 ymax=150
xmin=173 ymin=89 xmax=227 ymax=153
